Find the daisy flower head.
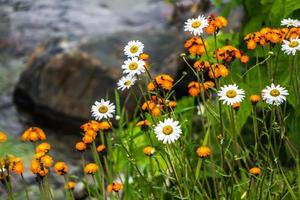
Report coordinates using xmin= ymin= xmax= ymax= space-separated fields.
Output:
xmin=281 ymin=18 xmax=300 ymax=27
xmin=122 ymin=57 xmax=145 ymax=76
xmin=154 ymin=118 xmax=182 ymax=144
xmin=91 ymin=99 xmax=115 ymax=120
xmin=281 ymin=37 xmax=300 ymax=55
xmin=117 ymin=75 xmax=137 ymax=91
xmin=124 ymin=40 xmax=144 ymax=57
xmin=184 ymin=15 xmax=209 ymax=36
xmin=218 ymin=84 xmax=245 ymax=106
xmin=261 ymin=83 xmax=288 ymax=106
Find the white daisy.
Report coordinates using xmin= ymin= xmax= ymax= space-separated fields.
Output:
xmin=261 ymin=83 xmax=288 ymax=106
xmin=124 ymin=40 xmax=144 ymax=57
xmin=154 ymin=118 xmax=182 ymax=144
xmin=122 ymin=57 xmax=145 ymax=76
xmin=117 ymin=75 xmax=137 ymax=91
xmin=197 ymin=104 xmax=205 ymax=116
xmin=184 ymin=15 xmax=209 ymax=36
xmin=281 ymin=18 xmax=300 ymax=27
xmin=281 ymin=38 xmax=300 ymax=55
xmin=91 ymin=99 xmax=115 ymax=120
xmin=218 ymin=84 xmax=245 ymax=106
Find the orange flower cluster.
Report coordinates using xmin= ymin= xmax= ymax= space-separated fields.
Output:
xmin=21 ymin=127 xmax=46 ymax=142
xmin=205 ymin=15 xmax=228 ymax=34
xmin=244 ymin=27 xmax=300 ymax=50
xmin=0 ymin=131 xmax=7 ymax=143
xmin=79 ymin=120 xmax=112 ymax=145
xmin=30 ymin=141 xmax=54 ymax=177
xmin=214 ymin=45 xmax=249 ymax=63
xmin=0 ymin=155 xmax=25 ymax=177
xmin=188 ymin=81 xmax=215 ymax=96
xmin=147 ymin=74 xmax=174 ymax=91
xmin=107 ymin=182 xmax=123 ymax=193
xmin=184 ymin=37 xmax=208 ymax=56
xmin=141 ymin=96 xmax=176 ymax=116
xmin=84 ymin=163 xmax=98 ymax=174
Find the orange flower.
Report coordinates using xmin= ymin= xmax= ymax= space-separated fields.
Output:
xmin=54 ymin=162 xmax=68 ymax=175
xmin=12 ymin=161 xmax=25 ymax=175
xmin=196 ymin=146 xmax=212 ymax=158
xmin=107 ymin=182 xmax=123 ymax=192
xmin=168 ymin=101 xmax=177 ymax=108
xmin=30 ymin=159 xmax=41 ymax=174
xmin=65 ymin=181 xmax=76 ymax=190
xmin=193 ymin=60 xmax=210 ymax=71
xmin=154 ymin=74 xmax=174 ymax=91
xmin=247 ymin=40 xmax=257 ymax=50
xmin=21 ymin=127 xmax=46 ymax=142
xmin=96 ymin=145 xmax=106 ymax=153
xmin=232 ymin=102 xmax=241 ymax=111
xmin=36 ymin=142 xmax=51 ymax=153
xmin=249 ymin=95 xmax=261 ymax=105
xmin=147 ymin=82 xmax=156 ymax=91
xmin=40 ymin=155 xmax=53 ymax=168
xmin=249 ymin=167 xmax=261 ymax=175
xmin=76 ymin=142 xmax=87 ymax=152
xmin=98 ymin=121 xmax=112 ymax=130
xmin=0 ymin=131 xmax=7 ymax=143
xmin=240 ymin=55 xmax=250 ymax=63
xmin=80 ymin=121 xmax=101 ymax=133
xmin=136 ymin=120 xmax=151 ymax=127
xmin=151 ymin=107 xmax=161 ymax=117
xmin=82 ymin=135 xmax=94 ymax=144
xmin=84 ymin=163 xmax=99 ymax=174
xmin=143 ymin=146 xmax=155 ymax=156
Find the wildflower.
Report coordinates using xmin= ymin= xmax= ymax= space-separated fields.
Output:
xmin=80 ymin=120 xmax=101 ymax=132
xmin=36 ymin=142 xmax=51 ymax=153
xmin=240 ymin=55 xmax=250 ymax=63
xmin=261 ymin=83 xmax=288 ymax=106
xmin=122 ymin=57 xmax=145 ymax=76
xmin=151 ymin=107 xmax=161 ymax=117
xmin=82 ymin=135 xmax=94 ymax=144
xmin=205 ymin=15 xmax=228 ymax=34
xmin=0 ymin=131 xmax=7 ymax=143
xmin=12 ymin=161 xmax=25 ymax=175
xmin=65 ymin=181 xmax=76 ymax=190
xmin=147 ymin=82 xmax=155 ymax=91
xmin=98 ymin=121 xmax=112 ymax=130
xmin=136 ymin=120 xmax=151 ymax=131
xmin=249 ymin=167 xmax=261 ymax=175
xmin=249 ymin=95 xmax=261 ymax=105
xmin=281 ymin=38 xmax=300 ymax=55
xmin=154 ymin=118 xmax=182 ymax=144
xmin=21 ymin=127 xmax=46 ymax=142
xmin=184 ymin=15 xmax=209 ymax=36
xmin=218 ymin=84 xmax=245 ymax=106
xmin=246 ymin=40 xmax=257 ymax=50
xmin=117 ymin=75 xmax=137 ymax=91
xmin=168 ymin=101 xmax=177 ymax=108
xmin=124 ymin=40 xmax=144 ymax=57
xmin=96 ymin=144 xmax=106 ymax=153
xmin=281 ymin=18 xmax=300 ymax=27
xmin=76 ymin=142 xmax=87 ymax=152
xmin=91 ymin=99 xmax=115 ymax=120
xmin=54 ymin=162 xmax=68 ymax=175
xmin=193 ymin=60 xmax=210 ymax=71
xmin=30 ymin=159 xmax=49 ymax=177
xmin=34 ymin=152 xmax=46 ymax=159
xmin=154 ymin=74 xmax=174 ymax=91
xmin=107 ymin=182 xmax=123 ymax=192
xmin=197 ymin=104 xmax=205 ymax=116
xmin=84 ymin=163 xmax=99 ymax=174
xmin=40 ymin=155 xmax=54 ymax=168
xmin=143 ymin=146 xmax=155 ymax=156
xmin=232 ymin=102 xmax=240 ymax=111
xmin=196 ymin=146 xmax=212 ymax=158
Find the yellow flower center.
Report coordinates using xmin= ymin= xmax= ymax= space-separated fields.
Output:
xmin=129 ymin=62 xmax=138 ymax=70
xmin=130 ymin=45 xmax=139 ymax=53
xmin=289 ymin=41 xmax=299 ymax=48
xmin=270 ymin=89 xmax=280 ymax=97
xmin=226 ymin=90 xmax=237 ymax=98
xmin=192 ymin=21 xmax=201 ymax=28
xmin=98 ymin=106 xmax=108 ymax=113
xmin=124 ymin=80 xmax=131 ymax=86
xmin=162 ymin=125 xmax=173 ymax=135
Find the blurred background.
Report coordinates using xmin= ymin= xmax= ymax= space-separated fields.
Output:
xmin=2 ymin=0 xmax=294 ymax=198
